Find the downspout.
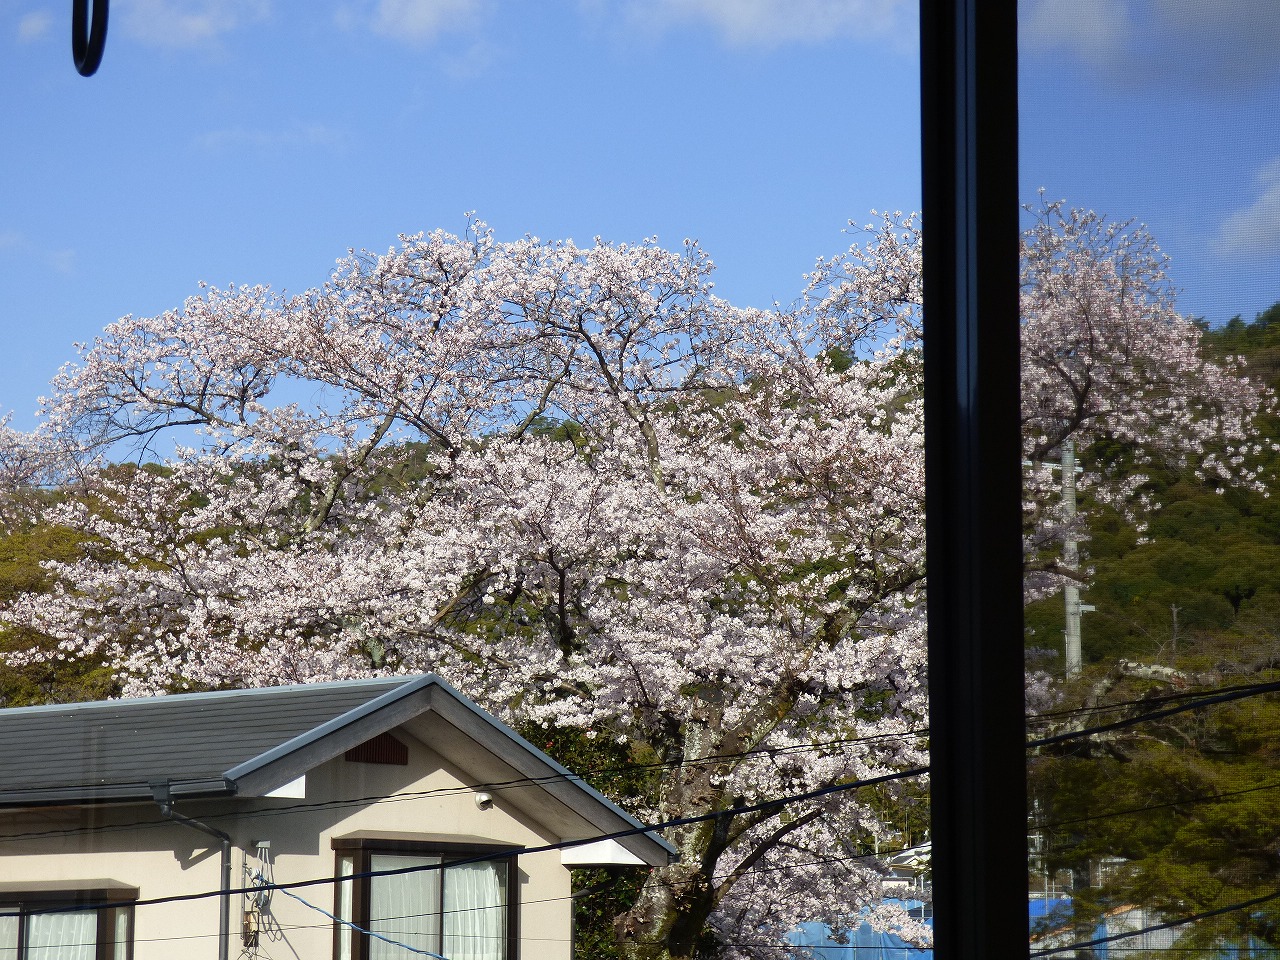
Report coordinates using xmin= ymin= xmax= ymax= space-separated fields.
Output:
xmin=151 ymin=782 xmax=232 ymax=960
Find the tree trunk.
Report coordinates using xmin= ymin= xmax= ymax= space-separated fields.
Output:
xmin=615 ymin=860 xmax=717 ymax=960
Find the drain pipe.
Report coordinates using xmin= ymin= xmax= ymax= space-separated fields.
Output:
xmin=151 ymin=783 xmax=232 ymax=960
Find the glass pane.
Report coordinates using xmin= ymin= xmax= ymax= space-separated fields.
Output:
xmin=24 ymin=910 xmax=95 ymax=960
xmin=369 ymin=855 xmax=441 ymax=960
xmin=1020 ymin=1 xmax=1280 ymax=955
xmin=108 ymin=907 xmax=130 ymax=960
xmin=335 ymin=855 xmax=355 ymax=960
xmin=0 ymin=913 xmax=17 ymax=960
xmin=443 ymin=861 xmax=507 ymax=960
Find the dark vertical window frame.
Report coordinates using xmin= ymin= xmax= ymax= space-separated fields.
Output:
xmin=920 ymin=1 xmax=1029 ymax=960
xmin=95 ymin=902 xmax=133 ymax=960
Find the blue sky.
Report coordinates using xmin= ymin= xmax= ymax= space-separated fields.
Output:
xmin=1019 ymin=0 xmax=1280 ymax=330
xmin=1 ymin=0 xmax=1277 ymax=432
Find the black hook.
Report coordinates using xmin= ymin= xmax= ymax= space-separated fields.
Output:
xmin=72 ymin=0 xmax=109 ymax=77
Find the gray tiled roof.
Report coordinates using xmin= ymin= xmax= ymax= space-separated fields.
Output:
xmin=0 ymin=673 xmax=678 ymax=865
xmin=0 ymin=676 xmax=405 ymax=805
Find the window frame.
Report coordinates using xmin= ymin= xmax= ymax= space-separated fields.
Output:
xmin=918 ymin=1 xmax=1028 ymax=959
xmin=0 ymin=889 xmax=135 ymax=960
xmin=331 ymin=838 xmax=520 ymax=960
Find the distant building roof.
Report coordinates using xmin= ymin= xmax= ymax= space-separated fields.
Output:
xmin=0 ymin=674 xmax=675 ymax=866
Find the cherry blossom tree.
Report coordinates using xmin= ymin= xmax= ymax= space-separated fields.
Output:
xmin=1020 ymin=197 xmax=1260 ymax=472
xmin=1018 ymin=197 xmax=1268 ymax=612
xmin=0 ymin=206 xmax=1262 ymax=958
xmin=5 ymin=219 xmax=931 ymax=960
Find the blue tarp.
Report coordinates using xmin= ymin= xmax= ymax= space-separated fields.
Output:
xmin=1028 ymin=897 xmax=1073 ymax=924
xmin=1027 ymin=898 xmax=1108 ymax=957
xmin=792 ymin=897 xmax=1068 ymax=959
xmin=792 ymin=900 xmax=933 ymax=959
xmin=794 ymin=899 xmax=1278 ymax=958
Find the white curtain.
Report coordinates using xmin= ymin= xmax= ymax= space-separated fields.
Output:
xmin=108 ymin=907 xmax=130 ymax=960
xmin=0 ymin=913 xmax=18 ymax=960
xmin=369 ymin=855 xmax=441 ymax=960
xmin=336 ymin=855 xmax=355 ymax=960
xmin=443 ymin=861 xmax=506 ymax=960
xmin=24 ymin=909 xmax=95 ymax=960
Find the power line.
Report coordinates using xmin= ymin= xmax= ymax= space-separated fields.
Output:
xmin=0 ymin=725 xmax=929 ymax=847
xmin=32 ymin=897 xmax=1280 ymax=960
xmin=8 ymin=843 xmax=936 ymax=953
xmin=2 ymin=665 xmax=1270 ymax=846
xmin=21 ymin=722 xmax=1277 ymax=955
xmin=1029 ymin=889 xmax=1280 ymax=957
xmin=276 ymin=886 xmax=448 ymax=959
xmin=1027 ymin=677 xmax=1280 ymax=725
xmin=1027 ymin=678 xmax=1280 ymax=749
xmin=276 ymin=841 xmax=934 ymax=959
xmin=21 ymin=764 xmax=931 ymax=918
xmin=5 ymin=672 xmax=1273 ymax=857
xmin=1038 ymin=777 xmax=1280 ymax=832
xmin=8 ymin=673 xmax=1279 ymax=955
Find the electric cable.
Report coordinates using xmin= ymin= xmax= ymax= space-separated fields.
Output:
xmin=6 ymin=669 xmax=1272 ymax=849
xmin=0 ymin=724 xmax=931 ymax=846
xmin=1029 ymin=889 xmax=1280 ymax=958
xmin=1024 ymin=675 xmax=1280 ymax=727
xmin=71 ymin=0 xmax=109 ymax=76
xmin=7 ymin=674 xmax=1279 ymax=952
xmin=3 ymin=669 xmax=1273 ymax=872
xmin=1027 ymin=678 xmax=1280 ymax=748
xmin=4 ymin=842 xmax=935 ymax=952
xmin=1036 ymin=777 xmax=1280 ymax=832
xmin=276 ymin=886 xmax=448 ymax=959
xmin=18 ymin=764 xmax=930 ymax=917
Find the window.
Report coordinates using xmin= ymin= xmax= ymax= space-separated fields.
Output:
xmin=332 ymin=840 xmax=517 ymax=960
xmin=0 ymin=893 xmax=132 ymax=960
xmin=1016 ymin=0 xmax=1280 ymax=954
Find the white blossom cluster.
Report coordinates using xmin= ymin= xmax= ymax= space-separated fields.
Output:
xmin=0 ymin=208 xmax=1263 ymax=959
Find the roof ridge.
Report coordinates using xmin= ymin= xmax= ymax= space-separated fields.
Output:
xmin=0 ymin=675 xmax=415 ymax=717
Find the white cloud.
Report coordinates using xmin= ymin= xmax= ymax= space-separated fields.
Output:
xmin=1154 ymin=0 xmax=1280 ymax=85
xmin=1153 ymin=0 xmax=1280 ymax=49
xmin=1019 ymin=0 xmax=1130 ymax=69
xmin=0 ymin=231 xmax=76 ymax=274
xmin=1213 ymin=158 xmax=1280 ymax=260
xmin=438 ymin=39 xmax=495 ymax=79
xmin=17 ymin=11 xmax=53 ymax=42
xmin=623 ymin=0 xmax=912 ymax=47
xmin=1021 ymin=0 xmax=1280 ymax=89
xmin=361 ymin=0 xmax=487 ymax=44
xmin=115 ymin=0 xmax=271 ymax=49
xmin=194 ymin=121 xmax=345 ymax=152
xmin=45 ymin=248 xmax=76 ymax=275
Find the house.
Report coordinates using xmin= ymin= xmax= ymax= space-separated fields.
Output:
xmin=0 ymin=674 xmax=675 ymax=960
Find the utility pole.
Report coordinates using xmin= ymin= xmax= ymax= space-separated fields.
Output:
xmin=1060 ymin=440 xmax=1094 ymax=678
xmin=1062 ymin=440 xmax=1082 ymax=677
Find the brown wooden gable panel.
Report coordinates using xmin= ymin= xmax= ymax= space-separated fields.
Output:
xmin=344 ymin=732 xmax=409 ymax=765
